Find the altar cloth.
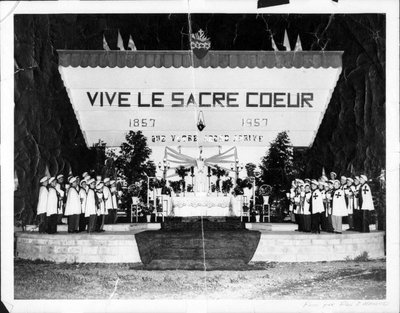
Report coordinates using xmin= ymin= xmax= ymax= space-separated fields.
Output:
xmin=171 ymin=196 xmax=238 ymax=217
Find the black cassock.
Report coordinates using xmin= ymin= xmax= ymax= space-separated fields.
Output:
xmin=358 ymin=185 xmax=370 ymax=233
xmin=353 ymin=186 xmax=361 ymax=232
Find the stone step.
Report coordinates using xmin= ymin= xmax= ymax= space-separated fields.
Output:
xmin=161 ymin=217 xmax=245 ymax=231
xmin=142 ymin=231 xmax=260 ymax=246
xmin=154 ymin=247 xmax=249 ymax=260
xmin=162 ymin=234 xmax=259 ymax=249
xmin=144 ymin=258 xmax=248 ymax=270
xmin=135 ymin=230 xmax=261 ymax=266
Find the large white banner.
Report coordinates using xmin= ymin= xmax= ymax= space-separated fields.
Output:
xmin=59 ymin=66 xmax=342 ymax=147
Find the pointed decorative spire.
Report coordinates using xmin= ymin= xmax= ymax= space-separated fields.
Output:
xmin=349 ymin=163 xmax=355 ymax=175
xmin=271 ymin=34 xmax=278 ymax=51
xmin=117 ymin=29 xmax=125 ymax=51
xmin=128 ymin=35 xmax=137 ymax=51
xmin=14 ymin=170 xmax=19 ymax=191
xmin=45 ymin=164 xmax=51 ymax=177
xmin=294 ymin=34 xmax=303 ymax=51
xmin=103 ymin=34 xmax=110 ymax=51
xmin=283 ymin=29 xmax=291 ymax=51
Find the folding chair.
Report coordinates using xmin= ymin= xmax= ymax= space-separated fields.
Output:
xmin=262 ymin=195 xmax=270 ymax=222
xmin=241 ymin=196 xmax=251 ymax=222
xmin=131 ymin=196 xmax=140 ymax=223
xmin=155 ymin=195 xmax=169 ymax=222
xmin=243 ymin=195 xmax=249 ymax=207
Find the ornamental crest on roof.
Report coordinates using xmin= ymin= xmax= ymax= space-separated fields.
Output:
xmin=190 ymin=29 xmax=211 ymax=59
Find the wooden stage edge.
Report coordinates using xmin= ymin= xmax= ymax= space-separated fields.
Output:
xmin=15 ymin=223 xmax=385 ymax=264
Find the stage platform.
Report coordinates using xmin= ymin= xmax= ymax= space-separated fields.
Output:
xmin=22 ymin=222 xmax=376 ymax=233
xmin=15 ymin=223 xmax=385 ymax=266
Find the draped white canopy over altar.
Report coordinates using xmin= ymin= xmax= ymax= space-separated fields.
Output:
xmin=163 ymin=146 xmax=239 ymax=194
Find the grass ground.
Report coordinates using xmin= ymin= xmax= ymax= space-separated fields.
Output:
xmin=14 ymin=258 xmax=385 ymax=300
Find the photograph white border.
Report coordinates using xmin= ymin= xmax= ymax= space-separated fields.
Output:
xmin=1 ymin=1 xmax=399 ymax=312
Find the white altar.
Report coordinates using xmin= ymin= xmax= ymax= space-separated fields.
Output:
xmin=170 ymin=195 xmax=242 ymax=217
xmin=158 ymin=146 xmax=244 ymax=217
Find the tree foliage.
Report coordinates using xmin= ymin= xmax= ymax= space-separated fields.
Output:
xmin=260 ymin=131 xmax=295 ymax=196
xmin=211 ymin=165 xmax=227 ymax=192
xmin=169 ymin=180 xmax=182 ymax=193
xmin=91 ymin=140 xmax=107 ymax=175
xmin=115 ymin=131 xmax=156 ymax=185
xmin=245 ymin=163 xmax=256 ymax=177
xmin=175 ymin=166 xmax=190 ymax=190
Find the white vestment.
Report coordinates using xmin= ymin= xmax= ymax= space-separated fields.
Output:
xmin=85 ymin=189 xmax=97 ymax=217
xmin=303 ymin=192 xmax=311 ymax=215
xmin=64 ymin=187 xmax=81 ymax=216
xmin=294 ymin=191 xmax=301 ymax=214
xmin=360 ymin=183 xmax=375 ymax=211
xmin=103 ymin=186 xmax=113 ymax=210
xmin=289 ymin=188 xmax=295 ymax=212
xmin=325 ymin=190 xmax=333 ymax=214
xmin=55 ymin=183 xmax=65 ymax=214
xmin=46 ymin=187 xmax=58 ymax=216
xmin=311 ymin=189 xmax=325 ymax=214
xmin=344 ymin=185 xmax=355 ymax=214
xmin=79 ymin=188 xmax=87 ymax=214
xmin=332 ymin=188 xmax=348 ymax=216
xmin=111 ymin=187 xmax=118 ymax=209
xmin=36 ymin=186 xmax=48 ymax=215
xmin=354 ymin=184 xmax=361 ymax=210
xmin=96 ymin=192 xmax=107 ymax=215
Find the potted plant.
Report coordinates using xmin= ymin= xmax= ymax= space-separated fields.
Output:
xmin=155 ymin=178 xmax=166 ymax=196
xmin=259 ymin=184 xmax=273 ymax=202
xmin=222 ymin=178 xmax=233 ymax=196
xmin=211 ymin=165 xmax=227 ymax=194
xmin=169 ymin=180 xmax=182 ymax=196
xmin=258 ymin=184 xmax=273 ymax=222
xmin=210 ymin=183 xmax=216 ymax=193
xmin=233 ymin=185 xmax=243 ymax=196
xmin=140 ymin=203 xmax=154 ymax=223
xmin=161 ymin=185 xmax=172 ymax=196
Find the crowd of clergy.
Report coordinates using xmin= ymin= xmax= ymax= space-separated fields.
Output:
xmin=35 ymin=172 xmax=121 ymax=234
xmin=35 ymin=169 xmax=376 ymax=234
xmin=288 ymin=172 xmax=375 ymax=234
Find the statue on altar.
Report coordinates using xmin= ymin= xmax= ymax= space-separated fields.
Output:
xmin=162 ymin=146 xmax=238 ymax=197
xmin=194 ymin=158 xmax=208 ymax=195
